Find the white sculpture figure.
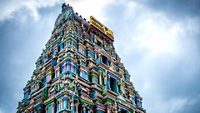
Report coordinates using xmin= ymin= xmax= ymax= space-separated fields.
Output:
xmin=119 ymin=79 xmax=125 ymax=95
xmin=103 ymin=71 xmax=107 ymax=86
xmin=109 ymin=61 xmax=114 ymax=71
xmin=57 ymin=57 xmax=61 ymax=64
xmin=88 ymin=60 xmax=93 ymax=68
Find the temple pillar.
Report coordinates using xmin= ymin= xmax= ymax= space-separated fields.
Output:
xmin=91 ymin=73 xmax=95 ymax=84
xmin=74 ymin=102 xmax=79 ymax=113
xmin=106 ymin=104 xmax=111 ymax=113
xmin=64 ymin=62 xmax=67 ymax=75
xmin=107 ymin=75 xmax=110 ymax=89
xmin=115 ymin=80 xmax=119 ymax=94
xmin=52 ymin=102 xmax=56 ymax=113
xmin=63 ymin=97 xmax=68 ymax=110
xmin=45 ymin=107 xmax=48 ymax=113
xmin=91 ymin=72 xmax=98 ymax=84
xmin=99 ymin=72 xmax=102 ymax=85
xmin=70 ymin=97 xmax=75 ymax=113
xmin=83 ymin=106 xmax=86 ymax=113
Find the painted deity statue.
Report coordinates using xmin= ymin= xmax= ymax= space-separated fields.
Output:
xmin=103 ymin=70 xmax=107 ymax=86
xmin=119 ymin=79 xmax=125 ymax=96
xmin=112 ymin=101 xmax=118 ymax=113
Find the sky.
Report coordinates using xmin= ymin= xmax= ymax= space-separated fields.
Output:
xmin=0 ymin=0 xmax=200 ymax=113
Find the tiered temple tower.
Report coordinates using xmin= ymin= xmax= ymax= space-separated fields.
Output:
xmin=17 ymin=3 xmax=146 ymax=113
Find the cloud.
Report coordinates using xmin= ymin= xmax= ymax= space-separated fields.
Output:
xmin=65 ymin=0 xmax=114 ymax=21
xmin=0 ymin=0 xmax=65 ymax=21
xmin=0 ymin=0 xmax=114 ymax=22
xmin=178 ymin=94 xmax=200 ymax=113
xmin=0 ymin=3 xmax=62 ymax=113
xmin=104 ymin=1 xmax=200 ymax=113
xmin=138 ymin=0 xmax=200 ymax=19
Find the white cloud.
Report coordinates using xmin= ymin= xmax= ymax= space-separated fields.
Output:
xmin=115 ymin=4 xmax=185 ymax=57
xmin=66 ymin=0 xmax=114 ymax=22
xmin=0 ymin=0 xmax=114 ymax=22
xmin=0 ymin=0 xmax=59 ymax=21
xmin=107 ymin=1 xmax=200 ymax=113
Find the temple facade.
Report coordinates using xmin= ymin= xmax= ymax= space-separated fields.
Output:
xmin=17 ymin=3 xmax=146 ymax=113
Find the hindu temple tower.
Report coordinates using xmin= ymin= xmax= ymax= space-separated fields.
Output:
xmin=17 ymin=3 xmax=146 ymax=113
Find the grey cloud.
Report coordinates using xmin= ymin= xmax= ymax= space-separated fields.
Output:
xmin=104 ymin=1 xmax=200 ymax=113
xmin=178 ymin=95 xmax=200 ymax=113
xmin=137 ymin=0 xmax=200 ymax=19
xmin=0 ymin=4 xmax=60 ymax=113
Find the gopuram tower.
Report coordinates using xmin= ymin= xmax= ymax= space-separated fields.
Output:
xmin=17 ymin=3 xmax=146 ymax=113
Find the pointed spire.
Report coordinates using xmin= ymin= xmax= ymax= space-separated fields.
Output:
xmin=62 ymin=3 xmax=73 ymax=14
xmin=62 ymin=3 xmax=69 ymax=13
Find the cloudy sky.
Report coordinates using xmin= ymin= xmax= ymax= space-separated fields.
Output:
xmin=0 ymin=0 xmax=200 ymax=113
